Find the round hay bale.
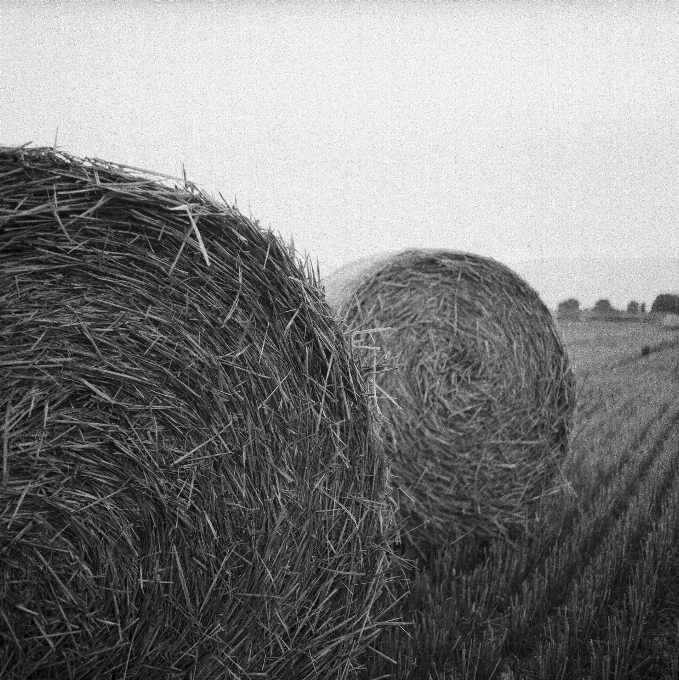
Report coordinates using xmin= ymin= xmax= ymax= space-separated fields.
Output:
xmin=324 ymin=249 xmax=575 ymax=545
xmin=0 ymin=146 xmax=392 ymax=679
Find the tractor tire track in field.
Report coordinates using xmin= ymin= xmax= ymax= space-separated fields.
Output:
xmin=496 ymin=403 xmax=679 ymax=670
xmin=448 ymin=389 xmax=678 ymax=642
xmin=532 ymin=421 xmax=679 ymax=680
xmin=577 ymin=401 xmax=678 ymax=543
xmin=482 ymin=399 xmax=676 ymax=625
xmin=568 ymin=400 xmax=672 ymax=509
xmin=566 ymin=351 xmax=677 ymax=501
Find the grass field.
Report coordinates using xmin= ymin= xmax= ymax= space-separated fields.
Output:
xmin=360 ymin=320 xmax=679 ymax=680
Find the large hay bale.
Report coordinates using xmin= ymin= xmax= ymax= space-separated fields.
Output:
xmin=324 ymin=249 xmax=575 ymax=545
xmin=0 ymin=146 xmax=392 ymax=679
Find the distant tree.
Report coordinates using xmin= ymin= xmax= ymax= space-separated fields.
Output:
xmin=593 ymin=299 xmax=616 ymax=314
xmin=640 ymin=303 xmax=646 ymax=314
xmin=627 ymin=301 xmax=639 ymax=315
xmin=651 ymin=293 xmax=679 ymax=314
xmin=557 ymin=298 xmax=580 ymax=319
xmin=558 ymin=298 xmax=580 ymax=313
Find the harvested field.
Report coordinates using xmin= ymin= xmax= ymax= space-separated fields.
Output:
xmin=0 ymin=146 xmax=393 ymax=680
xmin=325 ymin=249 xmax=575 ymax=545
xmin=358 ymin=320 xmax=679 ymax=680
xmin=559 ymin=318 xmax=679 ymax=373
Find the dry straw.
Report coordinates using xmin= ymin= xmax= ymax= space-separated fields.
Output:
xmin=324 ymin=249 xmax=575 ymax=546
xmin=0 ymin=146 xmax=393 ymax=679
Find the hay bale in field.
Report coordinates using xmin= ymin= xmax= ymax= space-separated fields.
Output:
xmin=0 ymin=146 xmax=393 ymax=680
xmin=324 ymin=249 xmax=575 ymax=545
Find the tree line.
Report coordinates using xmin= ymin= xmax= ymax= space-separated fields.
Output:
xmin=558 ymin=293 xmax=679 ymax=317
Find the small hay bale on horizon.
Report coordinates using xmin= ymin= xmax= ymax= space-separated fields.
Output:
xmin=324 ymin=249 xmax=575 ymax=546
xmin=0 ymin=146 xmax=393 ymax=680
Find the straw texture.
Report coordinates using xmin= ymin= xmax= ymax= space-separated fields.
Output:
xmin=324 ymin=249 xmax=575 ymax=545
xmin=0 ymin=146 xmax=392 ymax=679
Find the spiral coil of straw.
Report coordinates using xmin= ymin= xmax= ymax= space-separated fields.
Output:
xmin=325 ymin=249 xmax=575 ymax=546
xmin=0 ymin=146 xmax=392 ymax=679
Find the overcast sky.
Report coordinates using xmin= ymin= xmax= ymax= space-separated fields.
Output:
xmin=2 ymin=0 xmax=678 ymax=281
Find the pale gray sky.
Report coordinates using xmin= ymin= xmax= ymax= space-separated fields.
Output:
xmin=2 ymin=0 xmax=678 ymax=281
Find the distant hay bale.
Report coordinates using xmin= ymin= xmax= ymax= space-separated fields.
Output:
xmin=0 ymin=146 xmax=392 ymax=679
xmin=324 ymin=249 xmax=575 ymax=545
